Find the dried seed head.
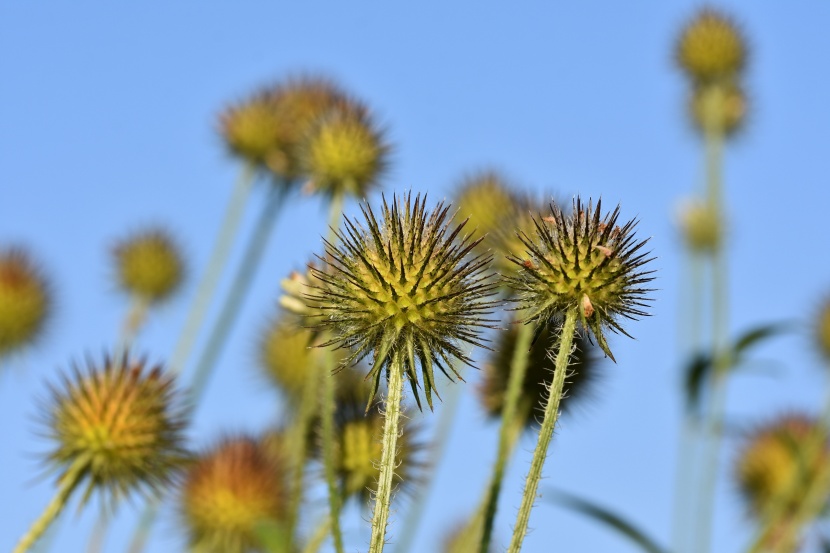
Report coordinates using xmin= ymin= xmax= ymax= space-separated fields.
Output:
xmin=42 ymin=354 xmax=189 ymax=505
xmin=302 ymin=99 xmax=390 ymax=198
xmin=180 ymin=436 xmax=288 ymax=553
xmin=506 ymin=198 xmax=655 ymax=362
xmin=309 ymin=193 xmax=500 ymax=409
xmin=814 ymin=298 xmax=830 ymax=363
xmin=480 ymin=319 xmax=600 ymax=428
xmin=676 ymin=198 xmax=724 ymax=254
xmin=676 ymin=8 xmax=747 ymax=84
xmin=736 ymin=415 xmax=827 ymax=518
xmin=0 ymin=248 xmax=51 ymax=356
xmin=114 ymin=230 xmax=185 ymax=303
xmin=690 ymin=82 xmax=747 ymax=138
xmin=453 ymin=171 xmax=518 ymax=258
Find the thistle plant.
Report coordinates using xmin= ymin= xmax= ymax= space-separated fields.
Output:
xmin=505 ymin=197 xmax=653 ymax=552
xmin=309 ymin=192 xmax=499 ymax=552
xmin=0 ymin=248 xmax=51 ymax=358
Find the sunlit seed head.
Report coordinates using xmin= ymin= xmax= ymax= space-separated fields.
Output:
xmin=480 ymin=318 xmax=600 ymax=428
xmin=491 ymin=194 xmax=549 ymax=279
xmin=114 ymin=230 xmax=185 ymax=303
xmin=0 ymin=248 xmax=51 ymax=357
xmin=42 ymin=354 xmax=189 ymax=505
xmin=676 ymin=8 xmax=746 ymax=84
xmin=220 ymin=91 xmax=284 ymax=168
xmin=453 ymin=171 xmax=518 ymax=258
xmin=814 ymin=298 xmax=830 ymax=363
xmin=309 ymin=193 xmax=500 ymax=410
xmin=676 ymin=198 xmax=724 ymax=254
xmin=736 ymin=414 xmax=827 ymax=518
xmin=506 ymin=198 xmax=655 ymax=362
xmin=303 ymin=98 xmax=390 ymax=198
xmin=180 ymin=435 xmax=288 ymax=553
xmin=690 ymin=82 xmax=747 ymax=138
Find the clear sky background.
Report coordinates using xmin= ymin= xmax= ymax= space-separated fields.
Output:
xmin=2 ymin=2 xmax=830 ymax=552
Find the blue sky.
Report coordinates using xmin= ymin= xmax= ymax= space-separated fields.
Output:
xmin=2 ymin=2 xmax=830 ymax=552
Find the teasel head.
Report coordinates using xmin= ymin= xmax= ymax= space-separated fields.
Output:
xmin=676 ymin=198 xmax=724 ymax=254
xmin=41 ymin=353 xmax=189 ymax=506
xmin=689 ymin=81 xmax=748 ymax=139
xmin=113 ymin=229 xmax=185 ymax=304
xmin=453 ymin=170 xmax=519 ymax=258
xmin=735 ymin=414 xmax=828 ymax=520
xmin=0 ymin=247 xmax=51 ymax=357
xmin=480 ymin=317 xmax=600 ymax=428
xmin=180 ymin=435 xmax=288 ymax=553
xmin=308 ymin=192 xmax=500 ymax=410
xmin=676 ymin=8 xmax=747 ymax=85
xmin=302 ymin=97 xmax=390 ymax=199
xmin=505 ymin=198 xmax=655 ymax=362
xmin=814 ymin=297 xmax=830 ymax=364
xmin=490 ymin=194 xmax=549 ymax=281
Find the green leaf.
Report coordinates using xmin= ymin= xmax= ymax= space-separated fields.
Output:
xmin=545 ymin=489 xmax=670 ymax=553
xmin=683 ymin=321 xmax=793 ymax=414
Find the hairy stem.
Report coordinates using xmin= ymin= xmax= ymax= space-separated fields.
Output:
xmin=508 ymin=309 xmax=578 ymax=553
xmin=369 ymin=353 xmax=405 ymax=553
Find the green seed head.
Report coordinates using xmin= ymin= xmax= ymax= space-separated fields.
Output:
xmin=0 ymin=248 xmax=51 ymax=357
xmin=180 ymin=435 xmax=288 ymax=553
xmin=676 ymin=198 xmax=724 ymax=254
xmin=453 ymin=171 xmax=518 ymax=258
xmin=690 ymin=82 xmax=747 ymax=138
xmin=309 ymin=193 xmax=500 ymax=410
xmin=676 ymin=8 xmax=747 ymax=85
xmin=114 ymin=229 xmax=185 ymax=303
xmin=43 ymin=354 xmax=189 ymax=505
xmin=506 ymin=198 xmax=654 ymax=361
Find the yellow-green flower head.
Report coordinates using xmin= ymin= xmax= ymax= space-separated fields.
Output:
xmin=43 ymin=354 xmax=189 ymax=504
xmin=676 ymin=198 xmax=724 ymax=254
xmin=220 ymin=90 xmax=284 ymax=168
xmin=180 ymin=435 xmax=288 ymax=553
xmin=114 ymin=230 xmax=185 ymax=303
xmin=736 ymin=414 xmax=827 ymax=518
xmin=0 ymin=248 xmax=51 ymax=356
xmin=815 ymin=297 xmax=830 ymax=362
xmin=506 ymin=198 xmax=655 ymax=362
xmin=302 ymin=98 xmax=390 ymax=198
xmin=491 ymin=194 xmax=549 ymax=279
xmin=480 ymin=319 xmax=599 ymax=428
xmin=676 ymin=8 xmax=747 ymax=84
xmin=309 ymin=193 xmax=500 ymax=410
xmin=690 ymin=82 xmax=748 ymax=138
xmin=453 ymin=171 xmax=518 ymax=257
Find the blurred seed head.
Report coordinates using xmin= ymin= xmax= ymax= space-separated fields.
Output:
xmin=280 ymin=263 xmax=321 ymax=318
xmin=480 ymin=318 xmax=600 ymax=429
xmin=690 ymin=82 xmax=748 ymax=138
xmin=676 ymin=198 xmax=724 ymax=254
xmin=42 ymin=354 xmax=189 ymax=505
xmin=506 ymin=198 xmax=655 ymax=362
xmin=676 ymin=8 xmax=747 ymax=85
xmin=452 ymin=171 xmax=518 ymax=258
xmin=309 ymin=192 xmax=500 ymax=410
xmin=114 ymin=229 xmax=185 ymax=303
xmin=180 ymin=435 xmax=288 ymax=553
xmin=0 ymin=248 xmax=51 ymax=357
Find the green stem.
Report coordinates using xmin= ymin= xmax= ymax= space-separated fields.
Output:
xmin=369 ymin=352 xmax=405 ymax=553
xmin=301 ymin=518 xmax=332 ymax=553
xmin=14 ymin=460 xmax=86 ymax=553
xmin=508 ymin=309 xmax=578 ymax=553
xmin=479 ymin=321 xmax=535 ymax=553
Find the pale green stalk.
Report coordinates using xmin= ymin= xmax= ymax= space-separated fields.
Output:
xmin=508 ymin=309 xmax=578 ymax=552
xmin=301 ymin=518 xmax=332 ymax=553
xmin=369 ymin=353 xmax=405 ymax=553
xmin=479 ymin=320 xmax=535 ymax=553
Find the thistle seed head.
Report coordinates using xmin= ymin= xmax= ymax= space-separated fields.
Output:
xmin=505 ymin=198 xmax=655 ymax=362
xmin=736 ymin=414 xmax=827 ymax=518
xmin=0 ymin=248 xmax=51 ymax=357
xmin=42 ymin=354 xmax=189 ymax=505
xmin=114 ymin=229 xmax=185 ymax=303
xmin=690 ymin=82 xmax=747 ymax=138
xmin=309 ymin=193 xmax=500 ymax=409
xmin=180 ymin=435 xmax=288 ymax=553
xmin=453 ymin=171 xmax=518 ymax=258
xmin=676 ymin=8 xmax=746 ymax=85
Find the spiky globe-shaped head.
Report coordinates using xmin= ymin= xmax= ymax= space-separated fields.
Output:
xmin=506 ymin=198 xmax=654 ymax=362
xmin=180 ymin=436 xmax=288 ymax=553
xmin=42 ymin=354 xmax=188 ymax=504
xmin=302 ymin=98 xmax=389 ymax=198
xmin=736 ymin=415 xmax=828 ymax=518
xmin=221 ymin=90 xmax=284 ymax=169
xmin=114 ymin=230 xmax=184 ymax=303
xmin=453 ymin=171 xmax=518 ymax=258
xmin=0 ymin=248 xmax=51 ymax=356
xmin=676 ymin=8 xmax=746 ymax=84
xmin=309 ymin=193 xmax=499 ymax=410
xmin=690 ymin=82 xmax=747 ymax=138
xmin=480 ymin=319 xmax=600 ymax=428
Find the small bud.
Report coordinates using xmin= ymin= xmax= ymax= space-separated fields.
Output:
xmin=676 ymin=198 xmax=724 ymax=254
xmin=113 ymin=229 xmax=185 ymax=303
xmin=0 ymin=248 xmax=51 ymax=356
xmin=690 ymin=82 xmax=747 ymax=138
xmin=676 ymin=8 xmax=747 ymax=85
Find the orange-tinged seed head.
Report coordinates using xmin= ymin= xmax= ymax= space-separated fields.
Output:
xmin=0 ymin=248 xmax=50 ymax=356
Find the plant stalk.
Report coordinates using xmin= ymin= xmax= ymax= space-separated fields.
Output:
xmin=301 ymin=517 xmax=332 ymax=553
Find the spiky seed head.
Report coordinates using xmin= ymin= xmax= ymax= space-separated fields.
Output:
xmin=180 ymin=436 xmax=288 ymax=553
xmin=676 ymin=8 xmax=746 ymax=84
xmin=814 ymin=298 xmax=830 ymax=363
xmin=676 ymin=198 xmax=724 ymax=254
xmin=114 ymin=230 xmax=184 ymax=303
xmin=42 ymin=354 xmax=189 ymax=505
xmin=453 ymin=171 xmax=518 ymax=258
xmin=309 ymin=193 xmax=500 ymax=410
xmin=690 ymin=82 xmax=747 ymax=138
xmin=736 ymin=415 xmax=827 ymax=518
xmin=220 ymin=91 xmax=285 ymax=168
xmin=506 ymin=198 xmax=655 ymax=362
xmin=480 ymin=319 xmax=600 ymax=428
xmin=0 ymin=248 xmax=51 ymax=356
xmin=302 ymin=98 xmax=389 ymax=198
